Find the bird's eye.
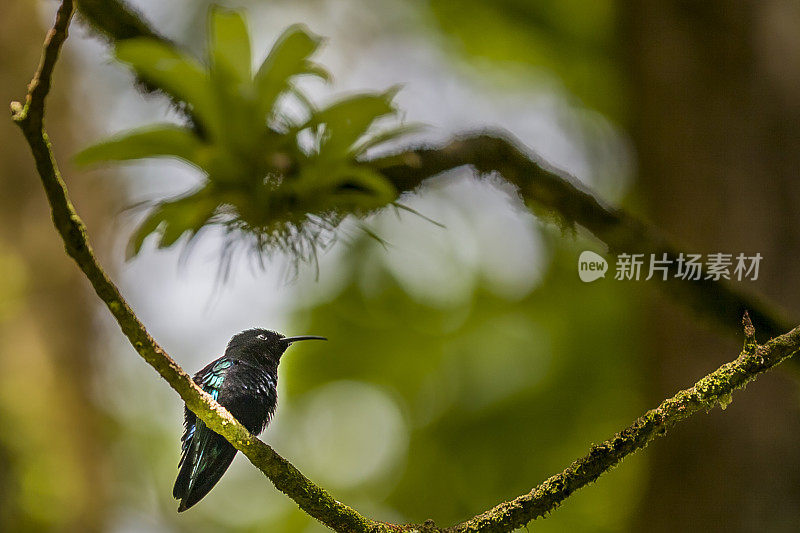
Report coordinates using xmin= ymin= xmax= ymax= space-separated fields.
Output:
xmin=256 ymin=334 xmax=267 ymax=341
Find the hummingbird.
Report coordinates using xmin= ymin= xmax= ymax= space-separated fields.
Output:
xmin=173 ymin=328 xmax=326 ymax=512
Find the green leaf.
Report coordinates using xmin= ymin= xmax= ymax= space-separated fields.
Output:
xmin=289 ymin=85 xmax=317 ymax=117
xmin=350 ymin=122 xmax=427 ymax=157
xmin=115 ymin=39 xmax=220 ymax=137
xmin=357 ymin=223 xmax=389 ymax=249
xmin=329 ymin=165 xmax=398 ymax=207
xmin=254 ymin=24 xmax=326 ymax=119
xmin=74 ymin=125 xmax=206 ymax=169
xmin=86 ymin=9 xmax=414 ymax=261
xmin=392 ymin=202 xmax=446 ymax=228
xmin=209 ymin=8 xmax=252 ymax=82
xmin=127 ymin=207 xmax=165 ymax=259
xmin=302 ymin=60 xmax=331 ymax=83
xmin=310 ymin=88 xmax=400 ymax=157
xmin=127 ymin=190 xmax=219 ymax=258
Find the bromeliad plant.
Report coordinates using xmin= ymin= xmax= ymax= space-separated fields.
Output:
xmin=76 ymin=8 xmax=420 ymax=260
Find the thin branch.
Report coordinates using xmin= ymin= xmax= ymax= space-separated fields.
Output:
xmin=11 ymin=4 xmax=382 ymax=532
xmin=15 ymin=3 xmax=800 ymax=533
xmin=446 ymin=312 xmax=800 ymax=531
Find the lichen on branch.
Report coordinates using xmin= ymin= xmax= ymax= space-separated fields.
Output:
xmin=11 ymin=2 xmax=382 ymax=532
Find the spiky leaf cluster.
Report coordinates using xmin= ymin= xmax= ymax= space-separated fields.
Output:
xmin=76 ymin=8 xmax=419 ymax=259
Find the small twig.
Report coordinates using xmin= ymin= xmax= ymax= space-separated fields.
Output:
xmin=743 ymin=310 xmax=756 ymax=342
xmin=11 ymin=0 xmax=74 ymax=128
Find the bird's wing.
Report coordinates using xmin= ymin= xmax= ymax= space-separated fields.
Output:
xmin=176 ymin=358 xmax=230 ymax=463
xmin=173 ymin=358 xmax=238 ymax=511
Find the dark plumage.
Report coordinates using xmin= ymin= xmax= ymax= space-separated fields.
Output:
xmin=173 ymin=328 xmax=325 ymax=512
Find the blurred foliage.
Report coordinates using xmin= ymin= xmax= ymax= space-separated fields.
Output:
xmin=6 ymin=0 xmax=647 ymax=531
xmin=0 ymin=2 xmax=110 ymax=530
xmin=278 ymin=227 xmax=645 ymax=531
xmin=75 ymin=8 xmax=419 ymax=262
xmin=428 ymin=0 xmax=626 ymax=122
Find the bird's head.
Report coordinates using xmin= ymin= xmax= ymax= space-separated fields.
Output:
xmin=225 ymin=328 xmax=326 ymax=366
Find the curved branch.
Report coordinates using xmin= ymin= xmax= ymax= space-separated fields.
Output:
xmin=371 ymin=135 xmax=794 ymax=343
xmin=447 ymin=313 xmax=800 ymax=531
xmin=11 ymin=3 xmax=382 ymax=532
xmin=15 ymin=3 xmax=800 ymax=533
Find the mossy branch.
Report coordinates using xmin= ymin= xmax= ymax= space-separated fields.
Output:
xmin=373 ymin=136 xmax=793 ymax=343
xmin=11 ymin=3 xmax=380 ymax=532
xmin=15 ymin=2 xmax=800 ymax=533
xmin=446 ymin=313 xmax=800 ymax=531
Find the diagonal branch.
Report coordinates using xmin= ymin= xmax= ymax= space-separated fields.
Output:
xmin=11 ymin=3 xmax=381 ymax=532
xmin=446 ymin=312 xmax=800 ymax=531
xmin=14 ymin=2 xmax=800 ymax=533
xmin=372 ymin=136 xmax=794 ymax=343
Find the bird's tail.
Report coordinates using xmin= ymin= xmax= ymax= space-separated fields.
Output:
xmin=173 ymin=420 xmax=237 ymax=512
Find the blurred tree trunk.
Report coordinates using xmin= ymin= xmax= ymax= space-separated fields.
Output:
xmin=0 ymin=0 xmax=110 ymax=530
xmin=622 ymin=1 xmax=800 ymax=530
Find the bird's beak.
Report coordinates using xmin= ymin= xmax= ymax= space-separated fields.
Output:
xmin=282 ymin=335 xmax=327 ymax=345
